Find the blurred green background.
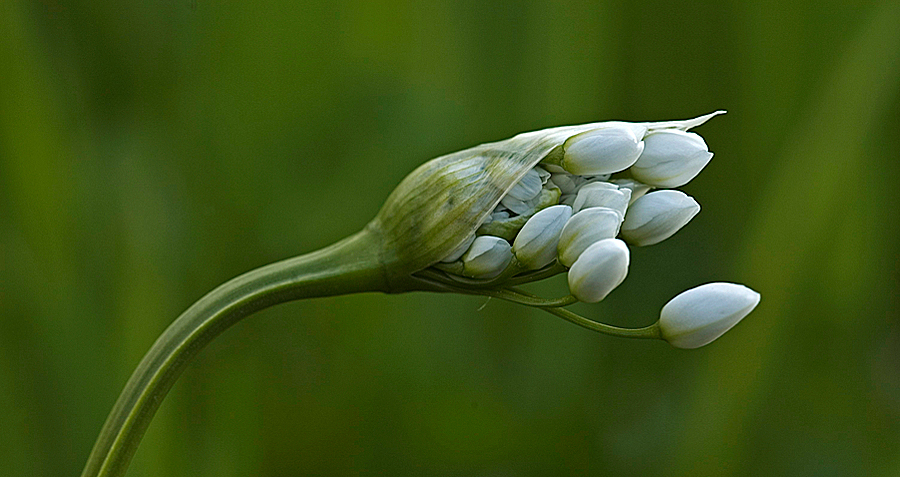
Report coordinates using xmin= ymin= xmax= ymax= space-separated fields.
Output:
xmin=2 ymin=0 xmax=899 ymax=475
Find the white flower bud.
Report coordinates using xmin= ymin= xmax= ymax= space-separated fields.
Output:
xmin=567 ymin=238 xmax=630 ymax=303
xmin=512 ymin=205 xmax=572 ymax=270
xmin=505 ymin=168 xmax=543 ymax=201
xmin=549 ymin=173 xmax=581 ymax=195
xmin=630 ymin=130 xmax=713 ymax=188
xmin=620 ymin=190 xmax=700 ymax=246
xmin=610 ymin=178 xmax=652 ymax=204
xmin=557 ymin=207 xmax=623 ymax=267
xmin=659 ymin=282 xmax=760 ymax=349
xmin=561 ymin=127 xmax=645 ymax=176
xmin=461 ymin=236 xmax=513 ymax=278
xmin=572 ymin=182 xmax=632 ymax=216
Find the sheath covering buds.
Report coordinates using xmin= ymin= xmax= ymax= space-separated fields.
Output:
xmin=620 ymin=190 xmax=700 ymax=246
xmin=659 ymin=283 xmax=761 ymax=348
xmin=567 ymin=239 xmax=630 ymax=303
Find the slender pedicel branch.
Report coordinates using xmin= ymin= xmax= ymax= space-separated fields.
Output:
xmin=81 ymin=230 xmax=390 ymax=477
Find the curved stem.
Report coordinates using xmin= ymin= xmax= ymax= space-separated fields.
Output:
xmin=539 ymin=306 xmax=661 ymax=339
xmin=494 ymin=288 xmax=661 ymax=339
xmin=81 ymin=229 xmax=389 ymax=477
xmin=476 ymin=288 xmax=578 ymax=307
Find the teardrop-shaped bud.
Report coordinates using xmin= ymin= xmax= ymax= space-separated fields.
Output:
xmin=659 ymin=282 xmax=760 ymax=349
xmin=512 ymin=205 xmax=573 ymax=270
xmin=620 ymin=190 xmax=700 ymax=246
xmin=557 ymin=207 xmax=623 ymax=267
xmin=572 ymin=182 xmax=632 ymax=216
xmin=630 ymin=130 xmax=713 ymax=188
xmin=461 ymin=236 xmax=513 ymax=278
xmin=560 ymin=127 xmax=645 ymax=175
xmin=567 ymin=238 xmax=630 ymax=303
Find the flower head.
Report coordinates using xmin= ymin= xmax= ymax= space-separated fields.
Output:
xmin=370 ymin=110 xmax=756 ymax=348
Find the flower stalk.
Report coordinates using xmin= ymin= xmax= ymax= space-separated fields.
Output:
xmin=82 ymin=111 xmax=758 ymax=477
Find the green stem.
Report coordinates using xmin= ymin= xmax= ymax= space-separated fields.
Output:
xmin=491 ymin=288 xmax=661 ymax=339
xmin=81 ymin=229 xmax=389 ymax=477
xmin=539 ymin=306 xmax=661 ymax=339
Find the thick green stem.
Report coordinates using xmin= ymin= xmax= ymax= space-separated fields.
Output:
xmin=81 ymin=229 xmax=388 ymax=477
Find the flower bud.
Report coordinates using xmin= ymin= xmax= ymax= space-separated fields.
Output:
xmin=557 ymin=207 xmax=622 ymax=267
xmin=559 ymin=127 xmax=645 ymax=175
xmin=630 ymin=130 xmax=713 ymax=188
xmin=610 ymin=178 xmax=652 ymax=204
xmin=504 ymin=168 xmax=543 ymax=201
xmin=572 ymin=182 xmax=632 ymax=216
xmin=461 ymin=236 xmax=513 ymax=278
xmin=620 ymin=190 xmax=700 ymax=246
xmin=567 ymin=239 xmax=630 ymax=303
xmin=512 ymin=205 xmax=572 ymax=270
xmin=659 ymin=282 xmax=760 ymax=349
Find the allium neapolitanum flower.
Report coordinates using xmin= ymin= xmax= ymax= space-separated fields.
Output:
xmin=82 ymin=110 xmax=761 ymax=477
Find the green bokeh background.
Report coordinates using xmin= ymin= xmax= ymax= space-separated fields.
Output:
xmin=2 ymin=0 xmax=899 ymax=475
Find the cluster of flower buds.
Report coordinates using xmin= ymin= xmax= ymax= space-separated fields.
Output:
xmin=394 ymin=111 xmax=758 ymax=348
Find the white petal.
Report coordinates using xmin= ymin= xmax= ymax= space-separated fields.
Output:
xmin=630 ymin=130 xmax=713 ymax=188
xmin=659 ymin=282 xmax=760 ymax=349
xmin=557 ymin=207 xmax=623 ymax=267
xmin=512 ymin=205 xmax=572 ymax=269
xmin=505 ymin=168 xmax=543 ymax=201
xmin=562 ymin=127 xmax=645 ymax=175
xmin=462 ymin=236 xmax=513 ymax=278
xmin=620 ymin=190 xmax=700 ymax=246
xmin=572 ymin=182 xmax=632 ymax=216
xmin=567 ymin=238 xmax=630 ymax=303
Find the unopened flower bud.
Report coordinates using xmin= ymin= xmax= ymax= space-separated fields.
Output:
xmin=557 ymin=127 xmax=645 ymax=176
xmin=557 ymin=207 xmax=623 ymax=267
xmin=567 ymin=238 xmax=630 ymax=303
xmin=505 ymin=168 xmax=543 ymax=201
xmin=620 ymin=190 xmax=700 ymax=246
xmin=630 ymin=130 xmax=713 ymax=188
xmin=512 ymin=205 xmax=572 ymax=270
xmin=572 ymin=182 xmax=632 ymax=216
xmin=549 ymin=173 xmax=581 ymax=195
xmin=610 ymin=178 xmax=652 ymax=204
xmin=659 ymin=282 xmax=760 ymax=349
xmin=461 ymin=236 xmax=513 ymax=278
